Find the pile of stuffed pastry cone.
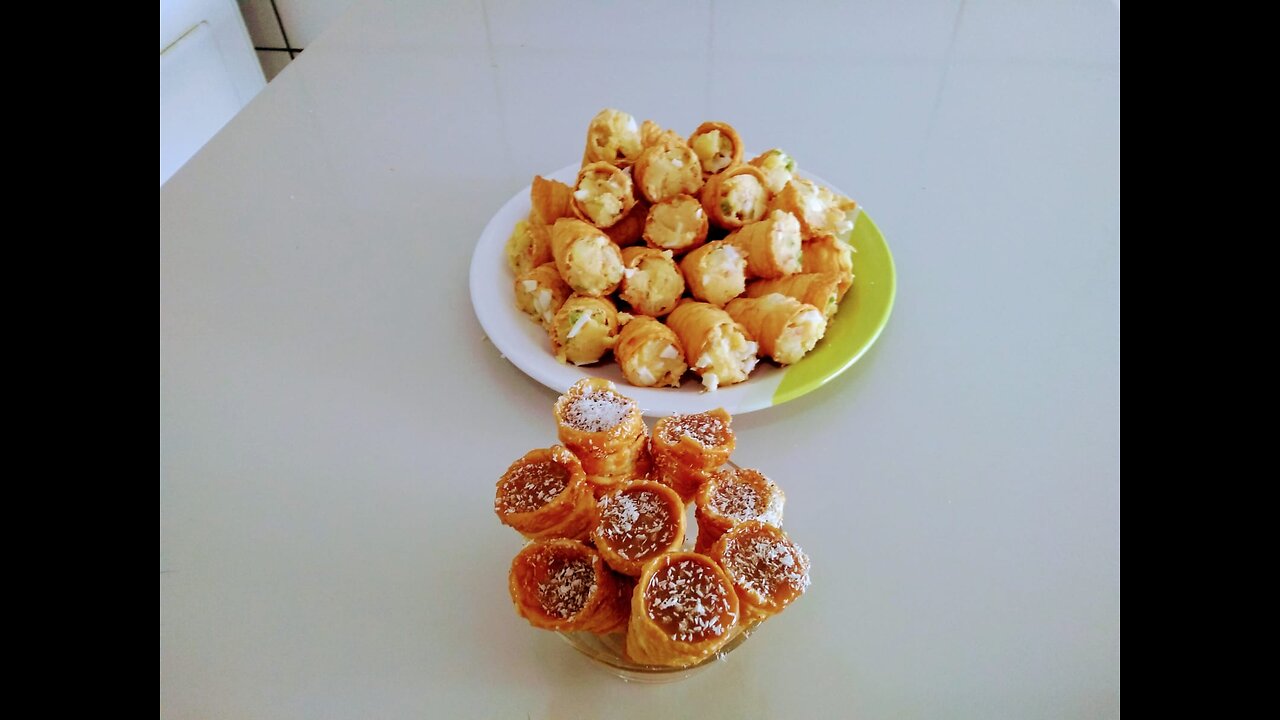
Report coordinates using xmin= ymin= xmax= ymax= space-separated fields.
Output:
xmin=505 ymin=108 xmax=859 ymax=392
xmin=495 ymin=378 xmax=811 ymax=668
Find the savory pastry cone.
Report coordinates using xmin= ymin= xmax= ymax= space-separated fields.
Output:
xmin=619 ymin=246 xmax=685 ymax=317
xmin=509 ymin=538 xmax=630 ymax=634
xmin=572 ymin=161 xmax=638 ymax=229
xmin=514 ymin=262 xmax=571 ymax=329
xmin=709 ymin=521 xmax=811 ymax=623
xmin=550 ymin=218 xmax=625 ymax=297
xmin=592 ymin=480 xmax=687 ymax=576
xmin=652 ymin=409 xmax=736 ymax=470
xmin=666 ymin=302 xmax=759 ymax=391
xmin=494 ymin=446 xmax=597 ymax=540
xmin=641 ymin=119 xmax=685 ymax=150
xmin=700 ymin=165 xmax=772 ymax=230
xmin=530 ymin=175 xmax=575 ymax=226
xmin=748 ymin=149 xmax=797 ymax=194
xmin=626 ymin=552 xmax=741 ymax=667
xmin=633 ymin=140 xmax=704 ymax=204
xmin=771 ymin=178 xmax=859 ymax=239
xmin=582 ymin=108 xmax=644 ymax=168
xmin=694 ymin=467 xmax=785 ymax=554
xmin=724 ymin=209 xmax=803 ymax=279
xmin=745 ymin=272 xmax=843 ymax=319
xmin=801 ymin=234 xmax=855 ymax=300
xmin=725 ymin=293 xmax=827 ymax=366
xmin=688 ymin=121 xmax=744 ymax=178
xmin=550 ymin=294 xmax=620 ymax=365
xmin=505 ymin=218 xmax=554 ymax=275
xmin=603 ymin=199 xmax=649 ymax=247
xmin=679 ymin=241 xmax=748 ymax=307
xmin=553 ymin=378 xmax=651 ymax=491
xmin=643 ymin=194 xmax=709 ymax=256
xmin=614 ymin=316 xmax=687 ymax=388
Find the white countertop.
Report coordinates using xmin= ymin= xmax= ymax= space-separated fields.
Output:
xmin=160 ymin=1 xmax=1120 ymax=717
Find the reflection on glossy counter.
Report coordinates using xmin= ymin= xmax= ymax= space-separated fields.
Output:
xmin=160 ymin=1 xmax=1120 ymax=718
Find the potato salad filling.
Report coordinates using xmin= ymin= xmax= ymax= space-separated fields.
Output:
xmin=555 ymin=305 xmax=614 ymax=365
xmin=516 ymin=280 xmax=560 ymax=328
xmin=768 ymin=210 xmax=803 ymax=275
xmin=587 ymin=110 xmax=643 ymax=165
xmin=642 ymin=145 xmax=702 ymax=202
xmin=574 ymin=173 xmax=629 ymax=227
xmin=773 ymin=308 xmax=827 ymax=365
xmin=698 ymin=244 xmax=747 ymax=305
xmin=621 ymin=253 xmax=684 ymax=317
xmin=692 ymin=130 xmax=735 ymax=174
xmin=718 ymin=175 xmax=768 ymax=225
xmin=646 ymin=197 xmax=706 ymax=252
xmin=753 ymin=149 xmax=796 ymax=194
xmin=693 ymin=324 xmax=759 ymax=391
xmin=564 ymin=235 xmax=624 ymax=296
xmin=792 ymin=179 xmax=856 ymax=238
xmin=628 ymin=339 xmax=687 ymax=387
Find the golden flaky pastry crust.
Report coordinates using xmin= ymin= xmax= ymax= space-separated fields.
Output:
xmin=694 ymin=467 xmax=785 ymax=554
xmin=710 ymin=520 xmax=811 ymax=623
xmin=494 ymin=445 xmax=597 ymax=540
xmin=509 ymin=538 xmax=629 ymax=634
xmin=625 ymin=552 xmax=740 ymax=667
xmin=553 ymin=378 xmax=651 ymax=492
xmin=592 ymin=480 xmax=687 ymax=576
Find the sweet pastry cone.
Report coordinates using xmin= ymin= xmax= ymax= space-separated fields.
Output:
xmin=603 ymin=199 xmax=649 ymax=247
xmin=550 ymin=218 xmax=625 ymax=297
xmin=592 ymin=480 xmax=687 ymax=576
xmin=679 ymin=241 xmax=747 ymax=307
xmin=582 ymin=108 xmax=644 ymax=168
xmin=633 ymin=139 xmax=704 ymax=204
xmin=618 ymin=246 xmax=685 ymax=317
xmin=725 ymin=294 xmax=828 ymax=366
xmin=643 ymin=194 xmax=709 ymax=257
xmin=748 ymin=149 xmax=797 ymax=194
xmin=800 ymin=234 xmax=855 ymax=301
xmin=505 ymin=218 xmax=554 ymax=275
xmin=572 ymin=161 xmax=638 ymax=229
xmin=688 ymin=121 xmax=744 ymax=178
xmin=666 ymin=302 xmax=759 ymax=391
xmin=494 ymin=446 xmax=597 ymax=540
xmin=614 ymin=316 xmax=687 ymax=388
xmin=745 ymin=272 xmax=843 ymax=319
xmin=648 ymin=409 xmax=735 ymax=501
xmin=514 ymin=262 xmax=572 ymax=329
xmin=625 ymin=552 xmax=741 ymax=667
xmin=771 ymin=178 xmax=858 ymax=239
xmin=724 ymin=209 xmax=803 ymax=279
xmin=530 ymin=175 xmax=575 ymax=226
xmin=509 ymin=538 xmax=630 ymax=634
xmin=700 ymin=165 xmax=772 ymax=230
xmin=709 ymin=520 xmax=811 ymax=623
xmin=553 ymin=378 xmax=650 ymax=490
xmin=550 ymin=294 xmax=620 ymax=365
xmin=694 ymin=466 xmax=785 ymax=553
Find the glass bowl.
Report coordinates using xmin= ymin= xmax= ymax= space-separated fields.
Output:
xmin=557 ymin=619 xmax=761 ymax=683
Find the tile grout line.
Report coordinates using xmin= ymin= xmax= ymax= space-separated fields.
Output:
xmin=268 ymin=0 xmax=298 ymax=59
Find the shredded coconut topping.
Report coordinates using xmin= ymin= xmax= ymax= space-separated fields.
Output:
xmin=536 ymin=556 xmax=597 ymax=618
xmin=562 ymin=389 xmax=633 ymax=432
xmin=709 ymin=469 xmax=783 ymax=525
xmin=660 ymin=412 xmax=729 ymax=448
xmin=497 ymin=460 xmax=569 ymax=514
xmin=722 ymin=531 xmax=810 ymax=603
xmin=598 ymin=489 xmax=675 ymax=560
xmin=645 ymin=558 xmax=735 ymax=642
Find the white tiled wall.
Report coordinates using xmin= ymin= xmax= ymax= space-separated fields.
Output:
xmin=238 ymin=0 xmax=355 ymax=80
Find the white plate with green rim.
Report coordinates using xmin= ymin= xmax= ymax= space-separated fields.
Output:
xmin=469 ymin=163 xmax=896 ymax=416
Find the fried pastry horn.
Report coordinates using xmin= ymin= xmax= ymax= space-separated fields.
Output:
xmin=709 ymin=520 xmax=811 ymax=623
xmin=724 ymin=209 xmax=803 ymax=279
xmin=592 ymin=480 xmax=687 ymax=576
xmin=800 ymin=234 xmax=856 ymax=301
xmin=626 ymin=552 xmax=741 ymax=667
xmin=748 ymin=149 xmax=797 ymax=194
xmin=771 ymin=178 xmax=859 ymax=239
xmin=572 ymin=161 xmax=638 ymax=229
xmin=504 ymin=218 xmax=554 ymax=276
xmin=619 ymin=246 xmax=685 ymax=318
xmin=649 ymin=409 xmax=736 ymax=502
xmin=643 ymin=194 xmax=709 ymax=257
xmin=530 ymin=175 xmax=575 ymax=226
xmin=694 ymin=466 xmax=785 ymax=554
xmin=509 ymin=538 xmax=629 ymax=634
xmin=553 ymin=378 xmax=651 ymax=493
xmin=725 ymin=293 xmax=828 ymax=366
xmin=745 ymin=272 xmax=843 ymax=319
xmin=494 ymin=446 xmax=597 ymax=540
xmin=550 ymin=218 xmax=625 ymax=297
xmin=689 ymin=121 xmax=744 ymax=178
xmin=550 ymin=294 xmax=620 ymax=366
xmin=700 ymin=165 xmax=772 ymax=230
xmin=514 ymin=262 xmax=571 ymax=330
xmin=582 ymin=108 xmax=644 ymax=168
xmin=614 ymin=316 xmax=687 ymax=389
xmin=679 ymin=240 xmax=747 ymax=307
xmin=666 ymin=302 xmax=759 ymax=392
xmin=633 ymin=138 xmax=704 ymax=204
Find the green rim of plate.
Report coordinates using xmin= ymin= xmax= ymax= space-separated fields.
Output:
xmin=771 ymin=212 xmax=897 ymax=406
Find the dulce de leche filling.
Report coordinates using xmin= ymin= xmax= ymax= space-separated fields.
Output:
xmin=597 ymin=488 xmax=678 ymax=561
xmin=496 ymin=460 xmax=569 ymax=515
xmin=707 ymin=469 xmax=783 ymax=526
xmin=718 ymin=524 xmax=810 ymax=608
xmin=534 ymin=553 xmax=597 ymax=619
xmin=643 ymin=556 xmax=736 ymax=643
